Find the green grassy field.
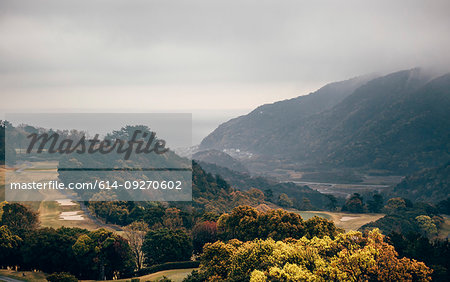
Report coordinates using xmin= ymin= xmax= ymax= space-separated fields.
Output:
xmin=0 ymin=269 xmax=47 ymax=282
xmin=0 ymin=268 xmax=197 ymax=282
xmin=118 ymin=268 xmax=196 ymax=282
xmin=295 ymin=211 xmax=332 ymax=220
xmin=0 ymin=161 xmax=115 ymax=231
xmin=38 ymin=200 xmax=106 ymax=231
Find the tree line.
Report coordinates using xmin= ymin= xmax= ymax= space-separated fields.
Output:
xmin=1 ymin=202 xmax=443 ymax=281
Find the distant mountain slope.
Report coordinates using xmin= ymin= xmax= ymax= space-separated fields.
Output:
xmin=297 ymin=69 xmax=449 ymax=172
xmin=200 ymin=75 xmax=373 ymax=152
xmin=392 ymin=162 xmax=450 ymax=203
xmin=193 ymin=149 xmax=248 ymax=173
xmin=200 ymin=69 xmax=450 ymax=173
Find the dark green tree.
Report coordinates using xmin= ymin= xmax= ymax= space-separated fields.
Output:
xmin=278 ymin=193 xmax=293 ymax=208
xmin=264 ymin=189 xmax=273 ymax=202
xmin=142 ymin=228 xmax=192 ymax=265
xmin=21 ymin=227 xmax=87 ymax=275
xmin=437 ymin=197 xmax=450 ymax=214
xmin=342 ymin=193 xmax=365 ymax=213
xmin=0 ymin=225 xmax=22 ymax=267
xmin=326 ymin=194 xmax=338 ymax=211
xmin=72 ymin=229 xmax=134 ymax=279
xmin=367 ymin=194 xmax=384 ymax=213
xmin=1 ymin=203 xmax=39 ymax=237
xmin=298 ymin=197 xmax=313 ymax=210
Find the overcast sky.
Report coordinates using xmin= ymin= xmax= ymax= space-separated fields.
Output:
xmin=1 ymin=0 xmax=450 ymax=142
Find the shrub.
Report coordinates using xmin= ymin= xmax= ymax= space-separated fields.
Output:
xmin=47 ymin=272 xmax=78 ymax=282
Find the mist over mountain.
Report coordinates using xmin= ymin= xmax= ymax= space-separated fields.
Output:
xmin=200 ymin=74 xmax=373 ymax=153
xmin=200 ymin=69 xmax=450 ymax=174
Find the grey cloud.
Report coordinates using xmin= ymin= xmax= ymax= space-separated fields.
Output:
xmin=1 ymin=0 xmax=450 ymax=87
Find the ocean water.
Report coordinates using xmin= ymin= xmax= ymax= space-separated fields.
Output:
xmin=3 ymin=109 xmax=251 ymax=148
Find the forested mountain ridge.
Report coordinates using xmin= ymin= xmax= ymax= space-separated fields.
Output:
xmin=200 ymin=69 xmax=450 ymax=174
xmin=200 ymin=75 xmax=373 ymax=152
xmin=304 ymin=69 xmax=449 ymax=172
xmin=190 ymin=161 xmax=266 ymax=213
xmin=392 ymin=162 xmax=450 ymax=204
xmin=197 ymin=161 xmax=332 ymax=210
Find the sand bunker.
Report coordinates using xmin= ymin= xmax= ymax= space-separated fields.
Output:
xmin=340 ymin=216 xmax=358 ymax=222
xmin=56 ymin=199 xmax=77 ymax=206
xmin=59 ymin=211 xmax=84 ymax=220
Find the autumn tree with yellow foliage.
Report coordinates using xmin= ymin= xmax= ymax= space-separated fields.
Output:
xmin=198 ymin=229 xmax=432 ymax=281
